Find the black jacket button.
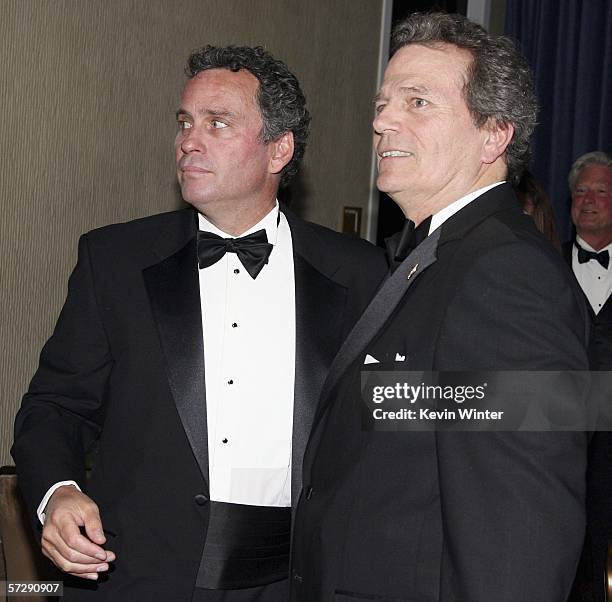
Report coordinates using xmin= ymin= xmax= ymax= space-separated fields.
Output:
xmin=194 ymin=494 xmax=208 ymax=506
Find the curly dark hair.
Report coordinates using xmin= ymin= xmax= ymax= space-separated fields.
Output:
xmin=391 ymin=12 xmax=537 ymax=185
xmin=186 ymin=45 xmax=310 ymax=188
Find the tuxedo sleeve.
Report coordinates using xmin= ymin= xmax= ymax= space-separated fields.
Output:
xmin=435 ymin=240 xmax=589 ymax=602
xmin=12 ymin=233 xmax=113 ymax=532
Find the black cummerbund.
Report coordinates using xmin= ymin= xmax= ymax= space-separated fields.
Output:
xmin=195 ymin=500 xmax=291 ymax=590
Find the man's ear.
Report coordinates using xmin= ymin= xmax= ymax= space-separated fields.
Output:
xmin=269 ymin=132 xmax=294 ymax=174
xmin=482 ymin=120 xmax=514 ymax=165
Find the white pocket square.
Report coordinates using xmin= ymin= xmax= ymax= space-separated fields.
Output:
xmin=364 ymin=354 xmax=380 ymax=365
xmin=395 ymin=353 xmax=406 ymax=362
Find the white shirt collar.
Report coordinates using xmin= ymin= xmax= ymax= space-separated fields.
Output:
xmin=428 ymin=182 xmax=506 ymax=235
xmin=575 ymin=234 xmax=612 ymax=254
xmin=197 ymin=201 xmax=280 ymax=245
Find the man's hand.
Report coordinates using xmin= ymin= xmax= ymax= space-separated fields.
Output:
xmin=41 ymin=485 xmax=116 ymax=580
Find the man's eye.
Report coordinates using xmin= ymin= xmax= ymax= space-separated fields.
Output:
xmin=374 ymin=103 xmax=385 ymax=115
xmin=211 ymin=120 xmax=228 ymax=129
xmin=414 ymin=98 xmax=428 ymax=108
xmin=177 ymin=120 xmax=192 ymax=131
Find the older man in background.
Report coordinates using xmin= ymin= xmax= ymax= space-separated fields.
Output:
xmin=565 ymin=151 xmax=612 ymax=602
xmin=565 ymin=151 xmax=612 ymax=368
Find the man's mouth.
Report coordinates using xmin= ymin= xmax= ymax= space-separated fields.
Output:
xmin=180 ymin=165 xmax=212 ymax=175
xmin=379 ymin=150 xmax=413 ymax=158
xmin=179 ymin=165 xmax=209 ymax=172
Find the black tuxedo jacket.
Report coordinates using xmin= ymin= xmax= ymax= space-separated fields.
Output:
xmin=12 ymin=206 xmax=387 ymax=600
xmin=292 ymin=184 xmax=590 ymax=602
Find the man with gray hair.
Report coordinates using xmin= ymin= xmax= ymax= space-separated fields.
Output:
xmin=565 ymin=151 xmax=612 ymax=363
xmin=291 ymin=12 xmax=590 ymax=602
xmin=564 ymin=151 xmax=612 ymax=602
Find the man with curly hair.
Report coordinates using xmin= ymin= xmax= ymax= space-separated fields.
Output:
xmin=12 ymin=45 xmax=386 ymax=600
xmin=292 ymin=12 xmax=590 ymax=602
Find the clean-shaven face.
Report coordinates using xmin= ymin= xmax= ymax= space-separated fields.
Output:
xmin=175 ymin=68 xmax=276 ymax=214
xmin=571 ymin=164 xmax=612 ymax=237
xmin=373 ymin=43 xmax=489 ymax=214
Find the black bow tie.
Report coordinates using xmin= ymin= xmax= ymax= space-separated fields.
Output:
xmin=197 ymin=229 xmax=273 ymax=279
xmin=575 ymin=242 xmax=609 ymax=269
xmin=390 ymin=216 xmax=433 ymax=265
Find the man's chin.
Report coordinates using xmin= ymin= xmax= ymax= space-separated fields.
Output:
xmin=376 ymin=174 xmax=398 ymax=195
xmin=180 ymin=195 xmax=218 ymax=214
xmin=376 ymin=178 xmax=404 ymax=201
xmin=577 ymin=219 xmax=602 ymax=231
xmin=180 ymin=186 xmax=215 ymax=205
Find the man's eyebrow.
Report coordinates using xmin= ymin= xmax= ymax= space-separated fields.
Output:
xmin=399 ymin=85 xmax=430 ymax=95
xmin=175 ymin=108 xmax=237 ymax=119
xmin=373 ymin=85 xmax=431 ymax=104
xmin=205 ymin=108 xmax=238 ymax=118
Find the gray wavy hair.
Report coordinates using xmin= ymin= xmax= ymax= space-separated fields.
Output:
xmin=568 ymin=151 xmax=612 ymax=191
xmin=391 ymin=12 xmax=537 ymax=185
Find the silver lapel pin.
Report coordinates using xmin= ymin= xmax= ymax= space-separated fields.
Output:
xmin=407 ymin=263 xmax=419 ymax=280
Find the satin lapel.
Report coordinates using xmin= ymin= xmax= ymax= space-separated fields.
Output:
xmin=315 ymin=228 xmax=441 ymax=423
xmin=143 ymin=233 xmax=209 ymax=493
xmin=283 ymin=208 xmax=349 ymax=506
xmin=291 ymin=252 xmax=346 ymax=506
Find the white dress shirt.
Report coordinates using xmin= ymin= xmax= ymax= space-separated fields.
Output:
xmin=198 ymin=203 xmax=296 ymax=506
xmin=572 ymin=235 xmax=612 ymax=314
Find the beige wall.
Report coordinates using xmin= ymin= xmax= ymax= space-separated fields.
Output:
xmin=0 ymin=0 xmax=383 ymax=464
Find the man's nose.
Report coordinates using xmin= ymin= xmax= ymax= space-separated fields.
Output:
xmin=582 ymin=190 xmax=596 ymax=204
xmin=373 ymin=104 xmax=400 ymax=137
xmin=179 ymin=127 xmax=205 ymax=154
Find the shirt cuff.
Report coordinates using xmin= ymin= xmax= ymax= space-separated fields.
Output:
xmin=37 ymin=481 xmax=81 ymax=524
